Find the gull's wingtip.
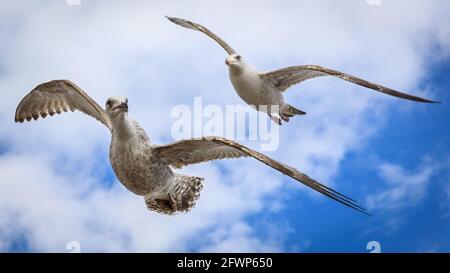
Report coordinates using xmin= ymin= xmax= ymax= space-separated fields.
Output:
xmin=165 ymin=15 xmax=183 ymax=23
xmin=164 ymin=15 xmax=196 ymax=30
xmin=349 ymin=202 xmax=372 ymax=216
xmin=165 ymin=15 xmax=175 ymax=22
xmin=419 ymin=97 xmax=442 ymax=103
xmin=416 ymin=96 xmax=442 ymax=103
xmin=165 ymin=15 xmax=180 ymax=23
xmin=362 ymin=210 xmax=373 ymax=217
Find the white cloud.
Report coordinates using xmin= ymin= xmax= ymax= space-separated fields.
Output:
xmin=198 ymin=222 xmax=283 ymax=252
xmin=362 ymin=157 xmax=448 ymax=235
xmin=366 ymin=160 xmax=439 ymax=210
xmin=0 ymin=154 xmax=285 ymax=252
xmin=0 ymin=0 xmax=448 ymax=252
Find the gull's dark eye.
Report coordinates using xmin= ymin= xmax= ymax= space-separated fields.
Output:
xmin=236 ymin=55 xmax=241 ymax=60
xmin=106 ymin=101 xmax=111 ymax=108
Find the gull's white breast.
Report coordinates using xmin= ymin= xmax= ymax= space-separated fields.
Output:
xmin=229 ymin=69 xmax=283 ymax=108
xmin=109 ymin=121 xmax=173 ymax=196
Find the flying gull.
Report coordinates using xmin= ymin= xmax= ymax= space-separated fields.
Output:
xmin=15 ymin=80 xmax=368 ymax=215
xmin=166 ymin=16 xmax=438 ymax=124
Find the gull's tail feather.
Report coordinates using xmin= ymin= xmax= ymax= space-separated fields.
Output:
xmin=145 ymin=175 xmax=204 ymax=215
xmin=273 ymin=104 xmax=306 ymax=124
xmin=283 ymin=104 xmax=306 ymax=117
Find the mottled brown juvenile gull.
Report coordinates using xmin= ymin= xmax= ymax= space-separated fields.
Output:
xmin=166 ymin=16 xmax=438 ymax=125
xmin=15 ymin=80 xmax=369 ymax=215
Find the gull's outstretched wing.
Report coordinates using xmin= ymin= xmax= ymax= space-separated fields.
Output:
xmin=15 ymin=80 xmax=112 ymax=131
xmin=166 ymin=16 xmax=236 ymax=55
xmin=261 ymin=65 xmax=438 ymax=103
xmin=154 ymin=136 xmax=369 ymax=215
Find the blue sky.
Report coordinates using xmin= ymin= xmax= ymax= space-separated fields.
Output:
xmin=0 ymin=0 xmax=449 ymax=252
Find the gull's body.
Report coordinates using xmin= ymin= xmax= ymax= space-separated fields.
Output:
xmin=108 ymin=117 xmax=203 ymax=213
xmin=167 ymin=16 xmax=438 ymax=124
xmin=229 ymin=61 xmax=284 ymax=115
xmin=15 ymin=80 xmax=368 ymax=215
xmin=109 ymin=117 xmax=170 ymax=196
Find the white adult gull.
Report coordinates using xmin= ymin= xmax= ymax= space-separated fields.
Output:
xmin=166 ymin=16 xmax=439 ymax=125
xmin=15 ymin=80 xmax=369 ymax=215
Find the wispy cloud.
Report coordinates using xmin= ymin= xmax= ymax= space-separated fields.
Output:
xmin=0 ymin=0 xmax=448 ymax=252
xmin=198 ymin=222 xmax=283 ymax=252
xmin=366 ymin=159 xmax=439 ymax=211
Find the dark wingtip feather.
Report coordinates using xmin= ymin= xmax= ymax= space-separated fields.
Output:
xmin=165 ymin=15 xmax=183 ymax=25
xmin=165 ymin=15 xmax=197 ymax=31
xmin=418 ymin=97 xmax=441 ymax=103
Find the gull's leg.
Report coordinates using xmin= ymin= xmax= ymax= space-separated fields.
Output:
xmin=267 ymin=113 xmax=282 ymax=125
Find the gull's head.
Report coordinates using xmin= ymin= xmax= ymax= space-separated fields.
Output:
xmin=225 ymin=54 xmax=243 ymax=68
xmin=105 ymin=96 xmax=128 ymax=118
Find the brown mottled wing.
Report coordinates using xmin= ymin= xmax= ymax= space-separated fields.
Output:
xmin=261 ymin=65 xmax=438 ymax=103
xmin=154 ymin=137 xmax=247 ymax=168
xmin=166 ymin=16 xmax=236 ymax=55
xmin=154 ymin=136 xmax=369 ymax=215
xmin=15 ymin=80 xmax=112 ymax=131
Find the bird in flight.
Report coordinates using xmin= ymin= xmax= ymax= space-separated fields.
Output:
xmin=15 ymin=80 xmax=368 ymax=215
xmin=166 ymin=16 xmax=438 ymax=125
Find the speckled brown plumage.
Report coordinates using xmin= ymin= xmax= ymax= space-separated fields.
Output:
xmin=15 ymin=80 xmax=370 ymax=215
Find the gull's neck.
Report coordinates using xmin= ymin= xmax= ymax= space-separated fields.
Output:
xmin=228 ymin=61 xmax=258 ymax=77
xmin=111 ymin=114 xmax=135 ymax=140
